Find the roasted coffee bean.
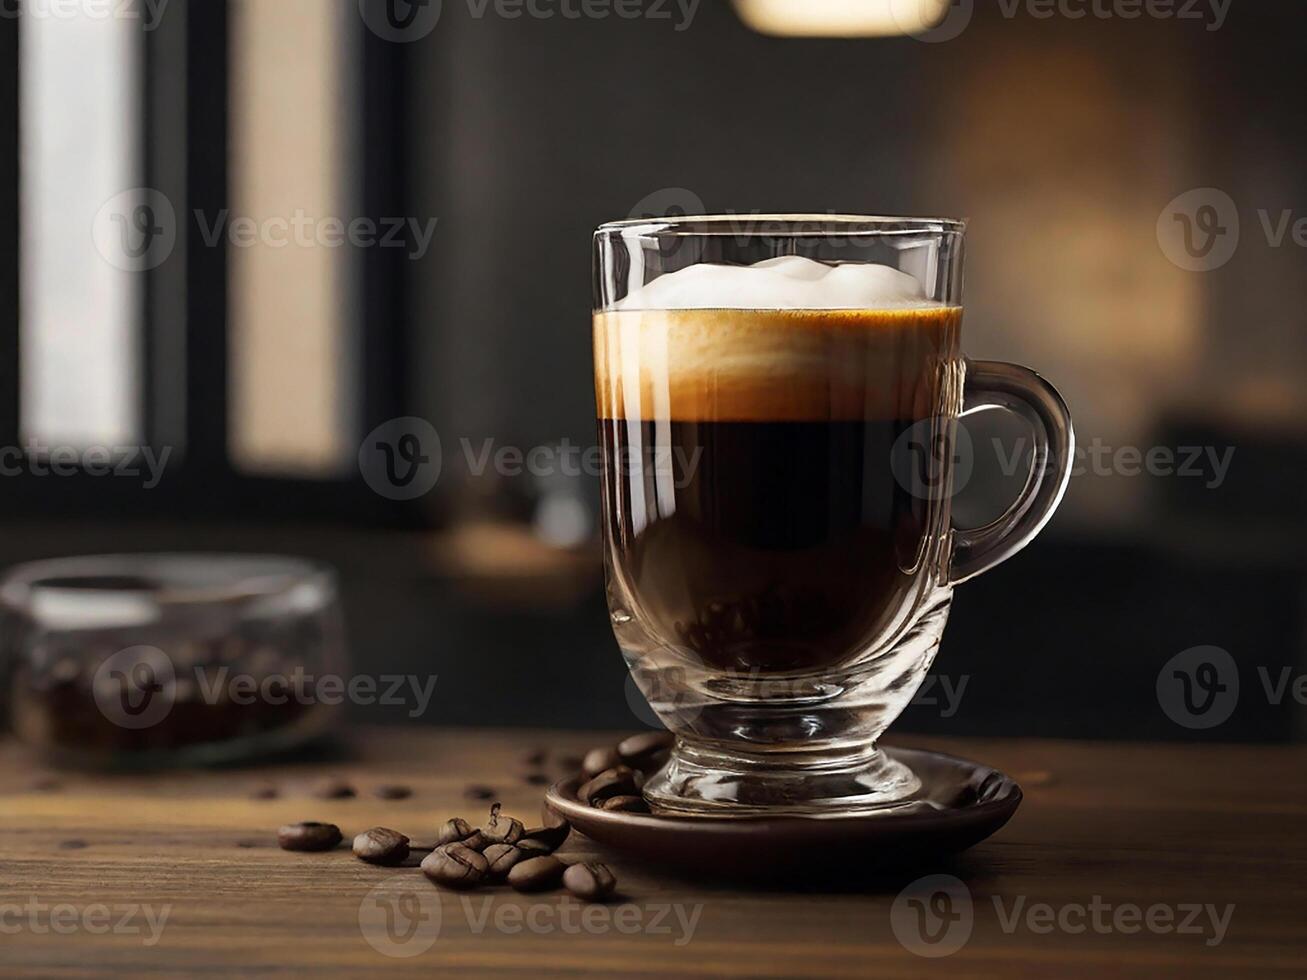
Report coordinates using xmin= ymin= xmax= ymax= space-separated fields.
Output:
xmin=372 ymin=784 xmax=412 ymax=800
xmin=582 ymin=746 xmax=621 ymax=778
xmin=278 ymin=821 xmax=343 ymax=852
xmin=563 ymin=862 xmax=617 ymax=901
xmin=521 ymin=819 xmax=571 ymax=851
xmin=353 ymin=827 xmax=411 ymax=865
xmin=523 ymin=772 xmax=551 ymax=786
xmin=523 ymin=749 xmax=547 ymax=767
xmin=617 ymin=731 xmax=674 ymax=771
xmin=482 ymin=803 xmax=524 ymax=845
xmin=249 ymin=784 xmax=279 ymax=800
xmin=579 ymin=766 xmax=638 ymax=806
xmin=507 ymin=855 xmax=566 ymax=892
xmin=460 ymin=831 xmax=491 ymax=852
xmin=421 ymin=843 xmax=488 ymax=889
xmin=310 ymin=778 xmax=356 ymax=799
xmin=434 ymin=817 xmax=473 ymax=847
xmin=483 ymin=843 xmax=523 ymax=880
xmin=600 ymin=795 xmax=649 ymax=813
xmin=464 ymin=784 xmax=496 ymax=800
xmin=558 ymin=755 xmax=583 ymax=772
xmin=515 ymin=838 xmax=553 ymax=857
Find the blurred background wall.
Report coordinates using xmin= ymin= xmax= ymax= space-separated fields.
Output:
xmin=2 ymin=0 xmax=1304 ymax=741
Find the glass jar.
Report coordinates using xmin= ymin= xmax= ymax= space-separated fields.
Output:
xmin=1 ymin=554 xmax=347 ymax=768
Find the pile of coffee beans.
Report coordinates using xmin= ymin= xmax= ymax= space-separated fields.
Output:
xmin=278 ymin=803 xmax=617 ymax=902
xmin=575 ymin=732 xmax=673 ymax=813
xmin=274 ymin=731 xmax=676 ymax=903
xmin=421 ymin=804 xmax=603 ymax=898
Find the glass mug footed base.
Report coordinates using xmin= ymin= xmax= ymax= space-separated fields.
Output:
xmin=621 ymin=590 xmax=954 ymax=817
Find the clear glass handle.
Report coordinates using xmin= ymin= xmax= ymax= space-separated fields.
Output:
xmin=950 ymin=359 xmax=1075 ymax=585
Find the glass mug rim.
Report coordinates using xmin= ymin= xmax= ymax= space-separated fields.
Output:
xmin=595 ymin=213 xmax=968 ymax=239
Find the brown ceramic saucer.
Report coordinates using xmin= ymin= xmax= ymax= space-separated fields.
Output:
xmin=545 ymin=745 xmax=1020 ymax=881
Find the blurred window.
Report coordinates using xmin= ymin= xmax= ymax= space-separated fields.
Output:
xmin=19 ymin=9 xmax=142 ymax=448
xmin=228 ymin=0 xmax=359 ymax=477
xmin=4 ymin=1 xmax=387 ymax=518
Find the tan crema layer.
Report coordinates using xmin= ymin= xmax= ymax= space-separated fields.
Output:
xmin=593 ymin=307 xmax=962 ymax=422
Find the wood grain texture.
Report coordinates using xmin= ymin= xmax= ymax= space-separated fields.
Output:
xmin=1 ymin=729 xmax=1304 ymax=978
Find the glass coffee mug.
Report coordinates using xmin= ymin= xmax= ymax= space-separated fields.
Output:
xmin=593 ymin=215 xmax=1073 ymax=815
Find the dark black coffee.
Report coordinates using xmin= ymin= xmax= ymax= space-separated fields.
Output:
xmin=600 ymin=417 xmax=931 ymax=672
xmin=594 ymin=306 xmax=960 ymax=675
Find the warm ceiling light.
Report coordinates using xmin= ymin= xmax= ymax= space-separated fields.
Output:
xmin=732 ymin=0 xmax=955 ymax=37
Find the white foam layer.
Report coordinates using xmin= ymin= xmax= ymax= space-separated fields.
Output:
xmin=615 ymin=255 xmax=937 ymax=311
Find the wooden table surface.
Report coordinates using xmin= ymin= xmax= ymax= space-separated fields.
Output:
xmin=1 ymin=728 xmax=1304 ymax=978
